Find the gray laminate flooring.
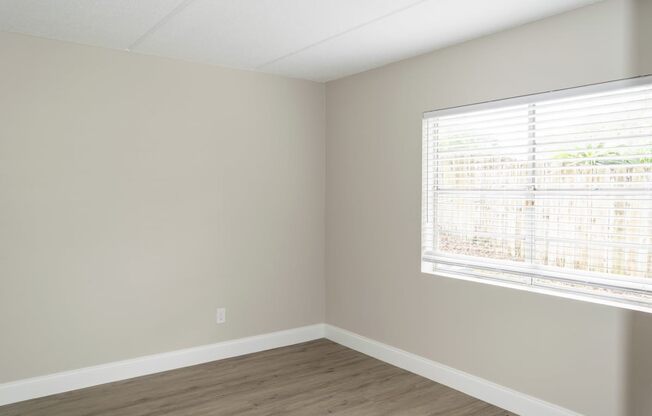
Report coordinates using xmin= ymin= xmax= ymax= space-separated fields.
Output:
xmin=0 ymin=339 xmax=516 ymax=416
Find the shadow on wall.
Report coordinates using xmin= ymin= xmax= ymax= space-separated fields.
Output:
xmin=625 ymin=313 xmax=652 ymax=416
xmin=629 ymin=0 xmax=651 ymax=73
xmin=624 ymin=2 xmax=652 ymax=415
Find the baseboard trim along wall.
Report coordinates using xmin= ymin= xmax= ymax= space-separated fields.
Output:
xmin=1 ymin=323 xmax=579 ymax=415
xmin=324 ymin=324 xmax=581 ymax=416
xmin=0 ymin=324 xmax=325 ymax=406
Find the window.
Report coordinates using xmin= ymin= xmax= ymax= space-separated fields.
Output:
xmin=421 ymin=76 xmax=652 ymax=312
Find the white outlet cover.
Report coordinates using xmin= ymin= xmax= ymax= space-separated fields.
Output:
xmin=216 ymin=308 xmax=226 ymax=324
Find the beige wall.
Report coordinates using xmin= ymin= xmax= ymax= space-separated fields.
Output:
xmin=325 ymin=1 xmax=652 ymax=415
xmin=0 ymin=32 xmax=325 ymax=383
xmin=2 ymin=0 xmax=652 ymax=414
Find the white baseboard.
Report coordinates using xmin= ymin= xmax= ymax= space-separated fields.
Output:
xmin=0 ymin=324 xmax=325 ymax=406
xmin=324 ymin=324 xmax=581 ymax=416
xmin=1 ymin=323 xmax=581 ymax=416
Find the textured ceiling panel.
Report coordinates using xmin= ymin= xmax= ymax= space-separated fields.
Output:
xmin=262 ymin=0 xmax=601 ymax=81
xmin=0 ymin=0 xmax=186 ymax=49
xmin=0 ymin=0 xmax=602 ymax=81
xmin=132 ymin=0 xmax=421 ymax=70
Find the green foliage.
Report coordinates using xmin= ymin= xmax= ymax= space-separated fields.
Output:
xmin=554 ymin=143 xmax=652 ymax=165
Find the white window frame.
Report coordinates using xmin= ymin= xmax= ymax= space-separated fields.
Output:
xmin=421 ymin=75 xmax=652 ymax=313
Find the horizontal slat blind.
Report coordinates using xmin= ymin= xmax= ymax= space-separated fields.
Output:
xmin=422 ymin=76 xmax=652 ymax=312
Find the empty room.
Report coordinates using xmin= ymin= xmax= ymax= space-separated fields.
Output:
xmin=1 ymin=0 xmax=651 ymax=415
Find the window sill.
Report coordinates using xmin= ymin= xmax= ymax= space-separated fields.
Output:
xmin=421 ymin=262 xmax=652 ymax=314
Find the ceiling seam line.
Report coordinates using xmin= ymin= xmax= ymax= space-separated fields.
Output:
xmin=255 ymin=0 xmax=431 ymax=70
xmin=126 ymin=0 xmax=197 ymax=51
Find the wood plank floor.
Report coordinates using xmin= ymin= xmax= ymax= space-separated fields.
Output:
xmin=0 ymin=339 xmax=516 ymax=416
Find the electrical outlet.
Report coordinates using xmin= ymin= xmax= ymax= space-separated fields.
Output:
xmin=216 ymin=307 xmax=226 ymax=324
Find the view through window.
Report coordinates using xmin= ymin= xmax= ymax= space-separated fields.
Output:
xmin=422 ymin=76 xmax=652 ymax=312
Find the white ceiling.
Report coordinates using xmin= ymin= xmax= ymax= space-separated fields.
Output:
xmin=0 ymin=0 xmax=601 ymax=82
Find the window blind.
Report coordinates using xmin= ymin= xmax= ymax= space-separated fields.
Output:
xmin=421 ymin=76 xmax=652 ymax=312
